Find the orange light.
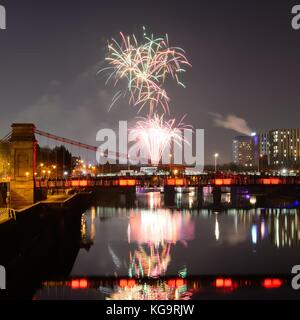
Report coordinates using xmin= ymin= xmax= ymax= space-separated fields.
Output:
xmin=79 ymin=180 xmax=88 ymax=187
xmin=215 ymin=278 xmax=224 ymax=288
xmin=71 ymin=279 xmax=88 ymax=289
xmin=71 ymin=280 xmax=80 ymax=289
xmin=127 ymin=279 xmax=136 ymax=288
xmin=71 ymin=180 xmax=80 ymax=187
xmin=168 ymin=279 xmax=176 ymax=287
xmin=215 ymin=278 xmax=233 ymax=288
xmin=127 ymin=179 xmax=136 ymax=186
xmin=263 ymin=278 xmax=282 ymax=289
xmin=119 ymin=179 xmax=128 ymax=186
xmin=215 ymin=179 xmax=224 ymax=185
xmin=79 ymin=279 xmax=88 ymax=289
xmin=223 ymin=179 xmax=232 ymax=185
xmin=119 ymin=279 xmax=128 ymax=288
xmin=167 ymin=179 xmax=175 ymax=186
xmin=176 ymin=279 xmax=185 ymax=287
xmin=262 ymin=178 xmax=281 ymax=185
xmin=175 ymin=179 xmax=184 ymax=186
xmin=119 ymin=179 xmax=136 ymax=186
xmin=215 ymin=179 xmax=232 ymax=185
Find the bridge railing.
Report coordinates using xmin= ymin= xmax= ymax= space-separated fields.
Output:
xmin=34 ymin=175 xmax=300 ymax=189
xmin=35 ymin=178 xmax=138 ymax=189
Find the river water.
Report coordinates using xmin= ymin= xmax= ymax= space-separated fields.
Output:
xmin=34 ymin=190 xmax=300 ymax=300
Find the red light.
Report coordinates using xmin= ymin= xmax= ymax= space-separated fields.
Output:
xmin=263 ymin=278 xmax=282 ymax=289
xmin=168 ymin=279 xmax=176 ymax=287
xmin=224 ymin=279 xmax=233 ymax=288
xmin=272 ymin=279 xmax=283 ymax=287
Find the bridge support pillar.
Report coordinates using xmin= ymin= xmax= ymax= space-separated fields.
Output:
xmin=197 ymin=186 xmax=203 ymax=207
xmin=230 ymin=186 xmax=239 ymax=207
xmin=9 ymin=124 xmax=37 ymax=209
xmin=164 ymin=185 xmax=175 ymax=206
xmin=212 ymin=186 xmax=222 ymax=207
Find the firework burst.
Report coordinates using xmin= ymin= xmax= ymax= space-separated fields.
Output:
xmin=100 ymin=28 xmax=191 ymax=114
xmin=130 ymin=113 xmax=188 ymax=165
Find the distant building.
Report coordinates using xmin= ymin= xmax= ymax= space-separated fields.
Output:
xmin=232 ymin=129 xmax=300 ymax=170
xmin=258 ymin=133 xmax=269 ymax=157
xmin=268 ymin=129 xmax=300 ymax=168
xmin=232 ymin=135 xmax=258 ymax=168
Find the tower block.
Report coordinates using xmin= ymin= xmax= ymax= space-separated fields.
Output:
xmin=10 ymin=124 xmax=37 ymax=209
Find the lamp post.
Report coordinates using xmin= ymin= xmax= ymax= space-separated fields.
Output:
xmin=52 ymin=165 xmax=57 ymax=179
xmin=169 ymin=153 xmax=172 ymax=173
xmin=214 ymin=153 xmax=219 ymax=173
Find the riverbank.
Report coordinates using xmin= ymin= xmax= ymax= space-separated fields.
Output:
xmin=0 ymin=191 xmax=93 ymax=299
xmin=0 ymin=192 xmax=92 ymax=226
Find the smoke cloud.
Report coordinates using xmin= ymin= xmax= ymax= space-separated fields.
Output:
xmin=210 ymin=113 xmax=252 ymax=136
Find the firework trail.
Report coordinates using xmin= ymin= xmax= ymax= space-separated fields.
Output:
xmin=100 ymin=28 xmax=191 ymax=114
xmin=130 ymin=113 xmax=188 ymax=165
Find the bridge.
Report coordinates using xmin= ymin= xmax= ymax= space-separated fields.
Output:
xmin=34 ymin=175 xmax=300 ymax=189
xmin=1 ymin=123 xmax=300 ymax=209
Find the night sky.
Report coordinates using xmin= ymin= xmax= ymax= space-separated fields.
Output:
xmin=0 ymin=0 xmax=299 ymax=163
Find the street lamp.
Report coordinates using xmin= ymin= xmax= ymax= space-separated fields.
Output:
xmin=214 ymin=153 xmax=219 ymax=173
xmin=52 ymin=165 xmax=57 ymax=179
xmin=169 ymin=153 xmax=172 ymax=173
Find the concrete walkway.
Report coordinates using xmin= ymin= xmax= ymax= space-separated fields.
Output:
xmin=42 ymin=194 xmax=72 ymax=203
xmin=0 ymin=208 xmax=14 ymax=225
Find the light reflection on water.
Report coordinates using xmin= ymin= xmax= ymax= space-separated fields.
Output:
xmin=35 ymin=192 xmax=300 ymax=300
xmin=72 ymin=192 xmax=300 ymax=276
